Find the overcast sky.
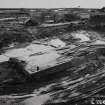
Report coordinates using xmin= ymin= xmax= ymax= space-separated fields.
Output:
xmin=0 ymin=0 xmax=105 ymax=8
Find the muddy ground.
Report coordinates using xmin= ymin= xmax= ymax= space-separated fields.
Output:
xmin=1 ymin=29 xmax=105 ymax=105
xmin=1 ymin=9 xmax=105 ymax=105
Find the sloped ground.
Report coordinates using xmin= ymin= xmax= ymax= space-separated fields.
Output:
xmin=1 ymin=11 xmax=105 ymax=105
xmin=0 ymin=45 xmax=105 ymax=105
xmin=0 ymin=29 xmax=105 ymax=105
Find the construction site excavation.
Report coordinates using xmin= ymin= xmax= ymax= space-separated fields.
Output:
xmin=0 ymin=8 xmax=105 ymax=105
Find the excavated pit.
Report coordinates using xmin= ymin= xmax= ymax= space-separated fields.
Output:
xmin=0 ymin=30 xmax=105 ymax=105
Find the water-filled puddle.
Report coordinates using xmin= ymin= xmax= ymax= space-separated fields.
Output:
xmin=72 ymin=31 xmax=90 ymax=42
xmin=92 ymin=40 xmax=105 ymax=45
xmin=48 ymin=38 xmax=66 ymax=48
xmin=1 ymin=44 xmax=58 ymax=67
xmin=0 ymin=39 xmax=67 ymax=72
